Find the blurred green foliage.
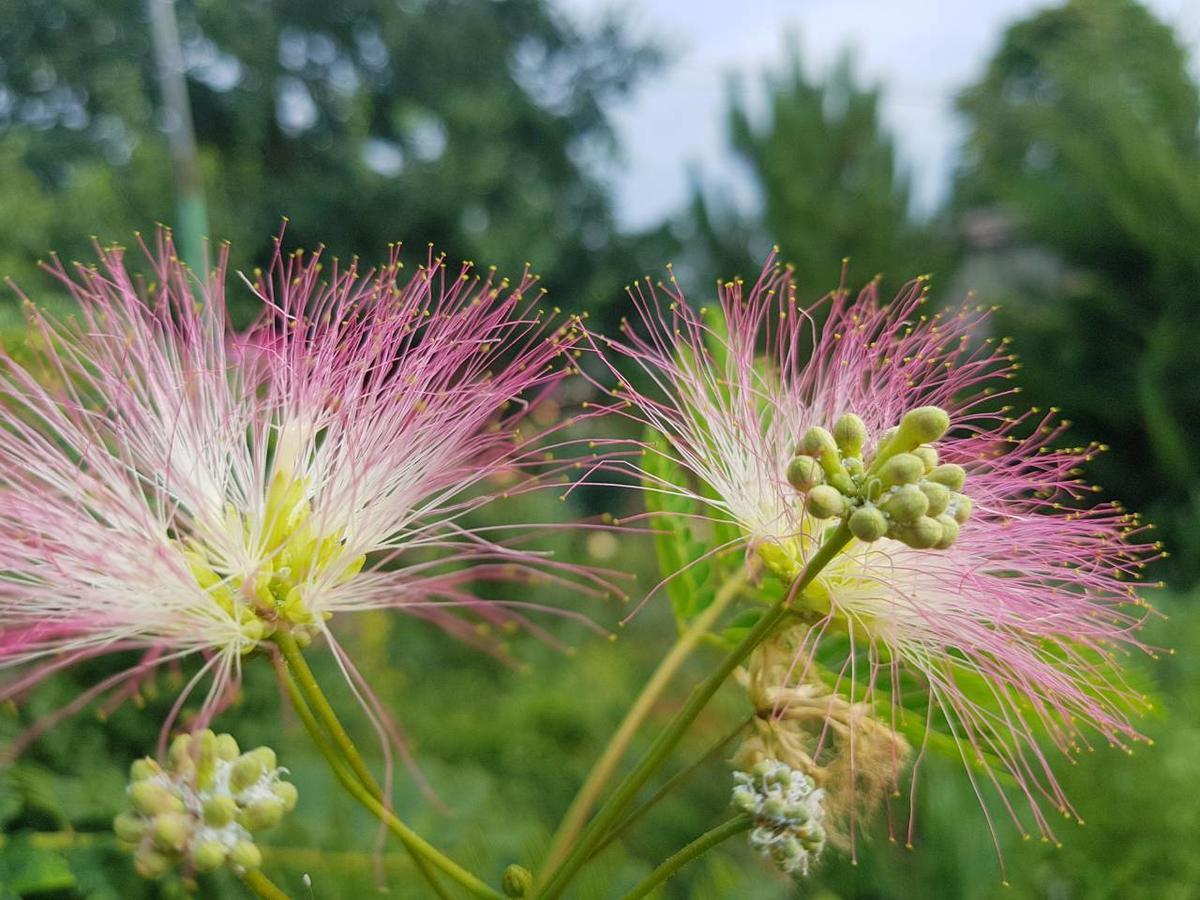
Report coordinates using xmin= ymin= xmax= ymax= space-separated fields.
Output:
xmin=0 ymin=0 xmax=662 ymax=319
xmin=686 ymin=48 xmax=943 ymax=297
xmin=955 ymin=0 xmax=1200 ymax=583
xmin=2 ymin=0 xmax=1199 ymax=897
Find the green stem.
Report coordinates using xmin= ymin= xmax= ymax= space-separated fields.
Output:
xmin=274 ymin=631 xmax=380 ymax=794
xmin=589 ymin=716 xmax=752 ymax=860
xmin=537 ymin=523 xmax=850 ymax=900
xmin=539 ymin=566 xmax=751 ymax=879
xmin=272 ymin=634 xmax=453 ymax=899
xmin=276 ymin=643 xmax=501 ymax=900
xmin=620 ymin=815 xmax=752 ymax=900
xmin=241 ymin=869 xmax=291 ymax=900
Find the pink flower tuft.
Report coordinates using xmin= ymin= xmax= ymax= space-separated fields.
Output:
xmin=0 ymin=231 xmax=603 ymax=743
xmin=587 ymin=253 xmax=1160 ymax=853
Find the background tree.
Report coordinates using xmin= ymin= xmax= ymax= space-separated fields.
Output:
xmin=0 ymin=0 xmax=660 ymax=317
xmin=955 ymin=0 xmax=1200 ymax=583
xmin=687 ymin=49 xmax=941 ymax=297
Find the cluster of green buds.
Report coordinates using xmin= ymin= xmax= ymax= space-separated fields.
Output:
xmin=732 ymin=759 xmax=826 ymax=877
xmin=786 ymin=406 xmax=972 ymax=551
xmin=113 ymin=730 xmax=297 ymax=880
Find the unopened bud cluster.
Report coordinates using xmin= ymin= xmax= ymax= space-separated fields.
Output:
xmin=114 ymin=730 xmax=297 ymax=880
xmin=732 ymin=759 xmax=826 ymax=877
xmin=787 ymin=406 xmax=972 ymax=550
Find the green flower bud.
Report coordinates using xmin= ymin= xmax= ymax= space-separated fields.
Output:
xmin=196 ymin=729 xmax=217 ymax=762
xmin=952 ymin=494 xmax=973 ymax=524
xmin=928 ymin=463 xmax=966 ymax=491
xmin=919 ymin=481 xmax=950 ymax=516
xmin=129 ymin=781 xmax=184 ymax=817
xmin=229 ymin=840 xmax=263 ymax=872
xmin=239 ymin=616 xmax=267 ymax=645
xmin=833 ymin=413 xmax=867 ymax=457
xmin=802 ymin=425 xmax=855 ymax=493
xmin=801 ymin=425 xmax=837 ymax=457
xmin=732 ymin=786 xmax=758 ymax=813
xmin=760 ymin=796 xmax=787 ymax=820
xmin=805 ymin=485 xmax=846 ymax=519
xmin=203 ymin=794 xmax=238 ymax=827
xmin=134 ymin=847 xmax=173 ymax=880
xmin=784 ymin=802 xmax=810 ymax=824
xmin=229 ymin=755 xmax=265 ymax=794
xmin=751 ymin=760 xmax=775 ymax=779
xmin=112 ymin=812 xmax=146 ymax=843
xmin=786 ymin=455 xmax=824 ymax=492
xmin=883 ymin=484 xmax=929 ymax=522
xmin=913 ymin=445 xmax=938 ymax=472
xmin=215 ymin=733 xmax=241 ymax=762
xmin=195 ymin=730 xmax=219 ymax=790
xmin=190 ymin=840 xmax=227 ymax=873
xmin=757 ymin=542 xmax=799 ymax=580
xmin=280 ymin=585 xmax=313 ymax=625
xmin=240 ymin=796 xmax=285 ymax=832
xmin=894 ymin=406 xmax=950 ymax=451
xmin=775 ymin=836 xmax=803 ymax=865
xmin=272 ymin=781 xmax=299 ymax=813
xmin=905 ymin=516 xmax=943 ymax=550
xmin=129 ymin=758 xmax=158 ymax=782
xmin=151 ymin=811 xmax=191 ymax=853
xmin=502 ymin=864 xmax=534 ymax=898
xmin=844 ymin=455 xmax=864 ymax=477
xmin=934 ymin=514 xmax=960 ymax=549
xmin=248 ymin=746 xmax=277 ymax=772
xmin=848 ymin=506 xmax=888 ymax=542
xmin=878 ymin=453 xmax=924 ymax=488
xmin=167 ymin=734 xmax=193 ymax=774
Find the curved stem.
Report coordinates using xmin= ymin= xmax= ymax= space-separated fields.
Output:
xmin=276 ymin=644 xmax=501 ymax=900
xmin=272 ymin=634 xmax=453 ymax=899
xmin=537 ymin=523 xmax=850 ymax=900
xmin=590 ymin=716 xmax=752 ymax=860
xmin=274 ymin=631 xmax=380 ymax=794
xmin=241 ymin=869 xmax=291 ymax=900
xmin=539 ymin=566 xmax=751 ymax=879
xmin=620 ymin=815 xmax=752 ymax=900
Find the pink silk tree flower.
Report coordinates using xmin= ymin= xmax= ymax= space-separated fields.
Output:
xmin=586 ymin=253 xmax=1160 ymax=855
xmin=0 ymin=232 xmax=601 ymax=736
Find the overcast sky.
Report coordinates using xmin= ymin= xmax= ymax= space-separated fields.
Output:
xmin=558 ymin=0 xmax=1200 ymax=230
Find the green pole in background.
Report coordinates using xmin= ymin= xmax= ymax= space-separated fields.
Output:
xmin=147 ymin=0 xmax=209 ymax=278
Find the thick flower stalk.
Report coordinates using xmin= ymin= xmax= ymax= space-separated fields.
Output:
xmin=0 ymin=232 xmax=597 ymax=733
xmin=587 ymin=254 xmax=1159 ymax=849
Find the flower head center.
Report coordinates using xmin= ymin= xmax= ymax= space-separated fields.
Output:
xmin=180 ymin=469 xmax=365 ymax=650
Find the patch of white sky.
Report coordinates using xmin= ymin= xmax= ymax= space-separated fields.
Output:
xmin=556 ymin=0 xmax=1200 ymax=230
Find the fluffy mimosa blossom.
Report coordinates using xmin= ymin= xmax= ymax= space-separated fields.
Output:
xmin=589 ymin=254 xmax=1158 ymax=850
xmin=0 ymin=233 xmax=598 ymax=730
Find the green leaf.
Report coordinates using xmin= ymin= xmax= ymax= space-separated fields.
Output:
xmin=720 ymin=609 xmax=764 ymax=646
xmin=0 ymin=837 xmax=77 ymax=895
